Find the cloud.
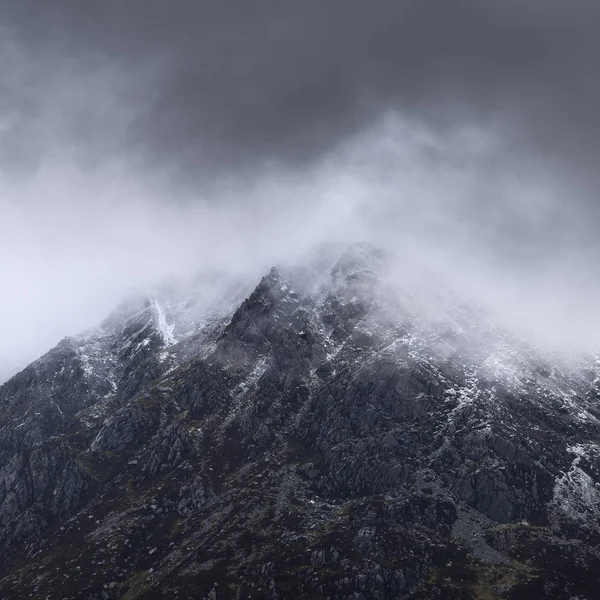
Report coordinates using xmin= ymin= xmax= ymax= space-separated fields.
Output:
xmin=2 ymin=109 xmax=599 ymax=376
xmin=2 ymin=1 xmax=600 ymax=185
xmin=1 ymin=2 xmax=600 ymax=374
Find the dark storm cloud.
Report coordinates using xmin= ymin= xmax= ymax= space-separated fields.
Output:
xmin=2 ymin=0 xmax=600 ymax=181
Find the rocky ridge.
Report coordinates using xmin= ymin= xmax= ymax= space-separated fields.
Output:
xmin=0 ymin=243 xmax=599 ymax=599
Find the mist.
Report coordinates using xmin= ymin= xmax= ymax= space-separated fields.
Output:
xmin=2 ymin=110 xmax=599 ymax=375
xmin=2 ymin=2 xmax=600 ymax=379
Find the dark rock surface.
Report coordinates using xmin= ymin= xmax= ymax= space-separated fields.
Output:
xmin=0 ymin=243 xmax=599 ymax=599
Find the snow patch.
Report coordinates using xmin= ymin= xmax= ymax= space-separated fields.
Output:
xmin=231 ymin=357 xmax=269 ymax=401
xmin=552 ymin=445 xmax=600 ymax=522
xmin=152 ymin=299 xmax=176 ymax=346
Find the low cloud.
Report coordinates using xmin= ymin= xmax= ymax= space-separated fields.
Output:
xmin=2 ymin=109 xmax=599 ymax=376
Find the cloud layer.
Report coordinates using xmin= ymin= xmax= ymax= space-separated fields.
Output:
xmin=2 ymin=1 xmax=600 ymax=181
xmin=1 ymin=2 xmax=600 ymax=375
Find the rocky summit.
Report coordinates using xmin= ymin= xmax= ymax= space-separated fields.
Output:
xmin=0 ymin=243 xmax=599 ymax=600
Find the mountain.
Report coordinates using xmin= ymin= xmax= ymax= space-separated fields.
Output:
xmin=0 ymin=243 xmax=599 ymax=600
xmin=0 ymin=362 xmax=24 ymax=387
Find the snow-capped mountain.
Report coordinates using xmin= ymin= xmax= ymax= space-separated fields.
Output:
xmin=0 ymin=243 xmax=599 ymax=599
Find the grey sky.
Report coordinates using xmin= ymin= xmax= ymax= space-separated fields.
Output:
xmin=2 ymin=1 xmax=600 ymax=180
xmin=1 ymin=2 xmax=600 ymax=375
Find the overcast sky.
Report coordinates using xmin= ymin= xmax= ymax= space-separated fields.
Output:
xmin=2 ymin=1 xmax=600 ymax=376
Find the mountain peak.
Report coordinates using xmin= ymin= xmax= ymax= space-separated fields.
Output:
xmin=1 ymin=245 xmax=600 ymax=599
xmin=246 ymin=265 xmax=300 ymax=310
xmin=331 ymin=241 xmax=389 ymax=282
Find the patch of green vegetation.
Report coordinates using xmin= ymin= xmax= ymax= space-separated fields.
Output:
xmin=336 ymin=501 xmax=355 ymax=516
xmin=170 ymin=518 xmax=184 ymax=534
xmin=122 ymin=570 xmax=151 ymax=600
xmin=119 ymin=477 xmax=139 ymax=496
xmin=138 ymin=394 xmax=161 ymax=413
xmin=488 ymin=521 xmax=541 ymax=533
xmin=428 ymin=560 xmax=539 ymax=600
xmin=472 ymin=563 xmax=539 ymax=600
xmin=75 ymin=450 xmax=119 ymax=482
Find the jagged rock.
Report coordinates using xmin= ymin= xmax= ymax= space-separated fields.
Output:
xmin=0 ymin=243 xmax=599 ymax=599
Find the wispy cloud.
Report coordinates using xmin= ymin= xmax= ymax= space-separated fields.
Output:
xmin=1 ymin=107 xmax=598 ymax=373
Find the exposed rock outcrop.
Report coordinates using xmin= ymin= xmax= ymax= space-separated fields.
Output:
xmin=0 ymin=244 xmax=599 ymax=599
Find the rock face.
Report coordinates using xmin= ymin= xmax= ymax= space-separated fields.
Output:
xmin=0 ymin=243 xmax=599 ymax=599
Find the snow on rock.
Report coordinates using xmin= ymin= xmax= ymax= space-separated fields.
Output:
xmin=151 ymin=299 xmax=176 ymax=347
xmin=3 ymin=243 xmax=600 ymax=599
xmin=552 ymin=443 xmax=600 ymax=522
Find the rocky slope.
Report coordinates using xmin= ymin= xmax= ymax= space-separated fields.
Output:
xmin=0 ymin=243 xmax=599 ymax=600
